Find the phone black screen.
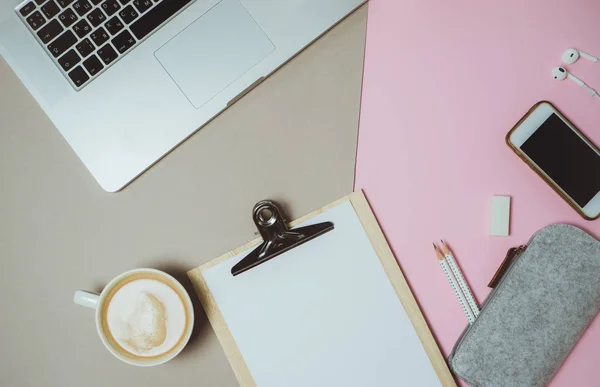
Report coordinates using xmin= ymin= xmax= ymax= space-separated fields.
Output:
xmin=520 ymin=113 xmax=600 ymax=207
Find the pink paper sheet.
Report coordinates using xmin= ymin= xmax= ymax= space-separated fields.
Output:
xmin=355 ymin=1 xmax=600 ymax=385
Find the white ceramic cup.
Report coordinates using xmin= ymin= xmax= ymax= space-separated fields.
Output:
xmin=74 ymin=268 xmax=194 ymax=366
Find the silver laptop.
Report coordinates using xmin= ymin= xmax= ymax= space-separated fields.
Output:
xmin=0 ymin=0 xmax=365 ymax=191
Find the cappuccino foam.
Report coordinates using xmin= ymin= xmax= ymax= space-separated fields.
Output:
xmin=106 ymin=278 xmax=187 ymax=358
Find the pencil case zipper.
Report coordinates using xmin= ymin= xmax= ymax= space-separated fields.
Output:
xmin=487 ymin=245 xmax=527 ymax=288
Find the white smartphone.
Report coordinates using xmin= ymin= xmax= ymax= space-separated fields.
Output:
xmin=507 ymin=101 xmax=600 ymax=220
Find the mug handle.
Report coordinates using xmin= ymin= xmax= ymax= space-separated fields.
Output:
xmin=73 ymin=290 xmax=100 ymax=309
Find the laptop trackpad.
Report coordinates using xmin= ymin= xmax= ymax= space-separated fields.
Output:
xmin=155 ymin=0 xmax=275 ymax=109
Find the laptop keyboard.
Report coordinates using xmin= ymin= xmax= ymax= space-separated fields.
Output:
xmin=16 ymin=0 xmax=194 ymax=90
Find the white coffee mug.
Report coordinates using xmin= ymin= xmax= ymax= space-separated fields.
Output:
xmin=74 ymin=268 xmax=194 ymax=366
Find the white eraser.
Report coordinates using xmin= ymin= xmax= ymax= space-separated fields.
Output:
xmin=490 ymin=196 xmax=511 ymax=237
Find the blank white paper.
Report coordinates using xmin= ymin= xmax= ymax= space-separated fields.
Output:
xmin=203 ymin=201 xmax=441 ymax=387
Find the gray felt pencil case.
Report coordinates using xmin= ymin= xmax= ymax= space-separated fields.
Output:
xmin=448 ymin=224 xmax=600 ymax=387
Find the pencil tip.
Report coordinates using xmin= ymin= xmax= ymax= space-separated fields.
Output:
xmin=432 ymin=243 xmax=445 ymax=260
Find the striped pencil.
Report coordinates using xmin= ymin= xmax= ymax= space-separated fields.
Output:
xmin=440 ymin=240 xmax=480 ymax=317
xmin=434 ymin=243 xmax=476 ymax=324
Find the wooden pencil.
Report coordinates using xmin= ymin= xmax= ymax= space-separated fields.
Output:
xmin=434 ymin=243 xmax=475 ymax=324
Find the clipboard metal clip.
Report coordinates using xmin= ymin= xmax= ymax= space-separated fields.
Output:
xmin=231 ymin=200 xmax=334 ymax=276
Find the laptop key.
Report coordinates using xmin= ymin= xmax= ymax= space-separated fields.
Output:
xmin=58 ymin=49 xmax=81 ymax=71
xmin=57 ymin=0 xmax=75 ymax=7
xmin=72 ymin=19 xmax=91 ymax=37
xmin=97 ymin=43 xmax=117 ymax=65
xmin=68 ymin=65 xmax=89 ymax=87
xmin=37 ymin=19 xmax=63 ymax=44
xmin=119 ymin=5 xmax=138 ymax=24
xmin=47 ymin=30 xmax=76 ymax=57
xmin=35 ymin=0 xmax=45 ymax=4
xmin=19 ymin=1 xmax=36 ymax=17
xmin=26 ymin=11 xmax=46 ymax=30
xmin=58 ymin=8 xmax=77 ymax=27
xmin=87 ymin=8 xmax=106 ymax=26
xmin=75 ymin=38 xmax=94 ymax=57
xmin=130 ymin=0 xmax=191 ymax=39
xmin=41 ymin=0 xmax=59 ymax=18
xmin=132 ymin=0 xmax=151 ymax=13
xmin=104 ymin=16 xmax=123 ymax=35
xmin=90 ymin=27 xmax=109 ymax=46
xmin=72 ymin=0 xmax=92 ymax=16
xmin=111 ymin=30 xmax=135 ymax=54
xmin=83 ymin=55 xmax=104 ymax=76
xmin=101 ymin=0 xmax=120 ymax=16
xmin=90 ymin=0 xmax=102 ymax=4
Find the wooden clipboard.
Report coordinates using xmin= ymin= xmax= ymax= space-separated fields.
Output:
xmin=187 ymin=191 xmax=456 ymax=387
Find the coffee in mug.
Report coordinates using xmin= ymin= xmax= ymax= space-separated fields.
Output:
xmin=74 ymin=268 xmax=194 ymax=366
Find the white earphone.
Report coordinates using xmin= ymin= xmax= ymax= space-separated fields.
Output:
xmin=562 ymin=48 xmax=600 ymax=65
xmin=552 ymin=48 xmax=599 ymax=99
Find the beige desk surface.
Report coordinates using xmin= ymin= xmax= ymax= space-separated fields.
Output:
xmin=0 ymin=6 xmax=368 ymax=387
